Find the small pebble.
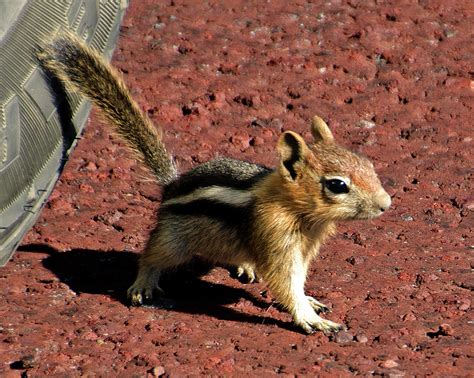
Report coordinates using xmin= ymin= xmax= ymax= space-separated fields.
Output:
xmin=151 ymin=366 xmax=165 ymax=377
xmin=84 ymin=161 xmax=98 ymax=171
xmin=381 ymin=359 xmax=399 ymax=368
xmin=334 ymin=331 xmax=354 ymax=344
xmin=79 ymin=183 xmax=94 ymax=193
xmin=458 ymin=299 xmax=470 ymax=311
xmin=346 ymin=256 xmax=365 ymax=265
xmin=355 ymin=334 xmax=368 ymax=343
xmin=16 ymin=354 xmax=38 ymax=369
xmin=357 ymin=119 xmax=376 ymax=129
xmin=465 ymin=201 xmax=474 ymax=210
xmin=388 ymin=369 xmax=406 ymax=378
xmin=402 ymin=313 xmax=416 ymax=321
xmin=439 ymin=323 xmax=453 ymax=336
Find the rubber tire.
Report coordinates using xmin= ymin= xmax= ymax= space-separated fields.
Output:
xmin=0 ymin=1 xmax=128 ymax=266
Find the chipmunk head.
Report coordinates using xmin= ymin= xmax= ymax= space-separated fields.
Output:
xmin=277 ymin=115 xmax=391 ymax=223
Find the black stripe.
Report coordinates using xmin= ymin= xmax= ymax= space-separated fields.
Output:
xmin=163 ymin=158 xmax=272 ymax=201
xmin=162 ymin=199 xmax=253 ymax=230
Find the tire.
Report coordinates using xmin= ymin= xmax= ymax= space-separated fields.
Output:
xmin=0 ymin=1 xmax=128 ymax=266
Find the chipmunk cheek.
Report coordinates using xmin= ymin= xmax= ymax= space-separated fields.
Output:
xmin=330 ymin=201 xmax=360 ymax=220
xmin=354 ymin=206 xmax=376 ymax=220
xmin=348 ymin=197 xmax=376 ymax=220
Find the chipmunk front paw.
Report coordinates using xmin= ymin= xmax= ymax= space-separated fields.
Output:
xmin=306 ymin=295 xmax=330 ymax=314
xmin=296 ymin=316 xmax=345 ymax=336
xmin=294 ymin=300 xmax=345 ymax=335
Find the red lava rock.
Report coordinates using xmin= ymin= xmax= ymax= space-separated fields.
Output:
xmin=413 ymin=289 xmax=433 ymax=302
xmin=425 ymin=274 xmax=439 ymax=283
xmin=204 ymin=356 xmax=221 ymax=370
xmin=83 ymin=331 xmax=99 ymax=341
xmin=458 ymin=299 xmax=470 ymax=311
xmin=439 ymin=323 xmax=454 ymax=336
xmin=1 ymin=372 xmax=19 ymax=378
xmin=333 ymin=331 xmax=354 ymax=344
xmin=83 ymin=161 xmax=98 ymax=171
xmin=1 ymin=0 xmax=471 ymax=376
xmin=465 ymin=201 xmax=474 ymax=211
xmin=427 ymin=323 xmax=454 ymax=338
xmin=14 ymin=354 xmax=38 ymax=369
xmin=252 ymin=136 xmax=265 ymax=146
xmin=220 ymin=358 xmax=235 ymax=374
xmin=397 ymin=272 xmax=413 ymax=282
xmin=326 ymin=291 xmax=345 ymax=300
xmin=444 ymin=77 xmax=471 ymax=89
xmin=48 ymin=198 xmax=74 ymax=214
xmin=78 ymin=183 xmax=95 ymax=193
xmin=402 ymin=313 xmax=417 ymax=321
xmin=173 ymin=322 xmax=192 ymax=335
xmin=2 ymin=335 xmax=19 ymax=344
xmin=6 ymin=283 xmax=24 ymax=296
xmin=387 ymin=369 xmax=407 ymax=378
xmin=346 ymin=256 xmax=365 ymax=265
xmin=94 ymin=210 xmax=123 ymax=226
xmin=229 ymin=133 xmax=251 ymax=150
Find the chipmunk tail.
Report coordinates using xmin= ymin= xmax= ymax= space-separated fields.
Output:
xmin=38 ymin=32 xmax=177 ymax=185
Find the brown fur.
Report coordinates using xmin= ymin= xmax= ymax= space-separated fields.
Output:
xmin=40 ymin=34 xmax=391 ymax=335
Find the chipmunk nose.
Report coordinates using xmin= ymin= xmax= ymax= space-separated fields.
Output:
xmin=375 ymin=189 xmax=391 ymax=212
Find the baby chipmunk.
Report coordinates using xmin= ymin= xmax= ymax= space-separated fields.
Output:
xmin=39 ymin=33 xmax=391 ymax=335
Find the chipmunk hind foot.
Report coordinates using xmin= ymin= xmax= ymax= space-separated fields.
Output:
xmin=235 ymin=263 xmax=261 ymax=284
xmin=127 ymin=267 xmax=164 ymax=306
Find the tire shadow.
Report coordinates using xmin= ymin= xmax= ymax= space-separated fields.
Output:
xmin=35 ymin=57 xmax=78 ymax=165
xmin=19 ymin=244 xmax=294 ymax=332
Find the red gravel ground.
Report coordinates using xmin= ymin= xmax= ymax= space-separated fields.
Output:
xmin=1 ymin=0 xmax=473 ymax=376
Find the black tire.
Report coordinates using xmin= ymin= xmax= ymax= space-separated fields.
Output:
xmin=0 ymin=1 xmax=128 ymax=266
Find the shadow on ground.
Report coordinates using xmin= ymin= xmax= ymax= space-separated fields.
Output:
xmin=18 ymin=244 xmax=292 ymax=331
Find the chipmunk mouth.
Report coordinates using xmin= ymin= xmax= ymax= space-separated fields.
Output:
xmin=353 ymin=209 xmax=381 ymax=220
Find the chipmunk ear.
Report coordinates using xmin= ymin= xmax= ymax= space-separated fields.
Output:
xmin=277 ymin=131 xmax=310 ymax=181
xmin=311 ymin=115 xmax=334 ymax=143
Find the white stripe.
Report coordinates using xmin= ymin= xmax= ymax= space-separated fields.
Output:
xmin=163 ymin=186 xmax=254 ymax=207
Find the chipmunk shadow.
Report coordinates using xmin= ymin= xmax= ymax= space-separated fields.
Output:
xmin=20 ymin=244 xmax=292 ymax=331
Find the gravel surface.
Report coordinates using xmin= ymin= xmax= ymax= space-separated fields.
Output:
xmin=1 ymin=0 xmax=472 ymax=376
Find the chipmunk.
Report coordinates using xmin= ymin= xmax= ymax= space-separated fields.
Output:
xmin=39 ymin=33 xmax=391 ymax=335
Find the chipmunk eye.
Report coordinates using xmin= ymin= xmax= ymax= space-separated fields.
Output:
xmin=324 ymin=179 xmax=349 ymax=194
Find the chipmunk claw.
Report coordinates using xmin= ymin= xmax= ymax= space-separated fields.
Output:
xmin=235 ymin=263 xmax=260 ymax=284
xmin=314 ymin=319 xmax=345 ymax=336
xmin=321 ymin=322 xmax=346 ymax=336
xmin=299 ymin=321 xmax=316 ymax=335
xmin=127 ymin=285 xmax=164 ymax=306
xmin=306 ymin=296 xmax=330 ymax=314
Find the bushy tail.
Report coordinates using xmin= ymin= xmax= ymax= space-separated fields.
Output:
xmin=39 ymin=33 xmax=177 ymax=185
